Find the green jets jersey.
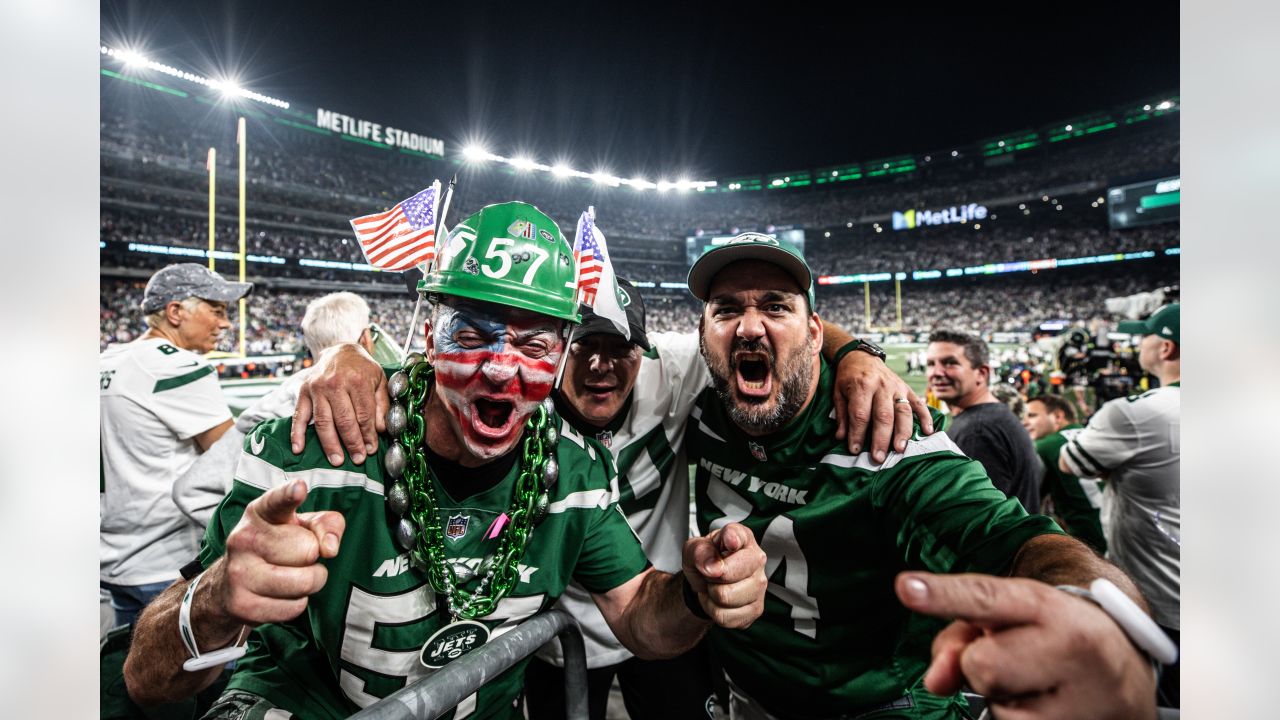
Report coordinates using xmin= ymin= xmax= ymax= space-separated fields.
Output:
xmin=1035 ymin=424 xmax=1106 ymax=553
xmin=199 ymin=413 xmax=649 ymax=720
xmin=687 ymin=360 xmax=1061 ymax=718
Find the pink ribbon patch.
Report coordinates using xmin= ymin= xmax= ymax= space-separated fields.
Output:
xmin=484 ymin=513 xmax=510 ymax=540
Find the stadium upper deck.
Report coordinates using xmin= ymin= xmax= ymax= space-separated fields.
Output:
xmin=99 ymin=60 xmax=1179 ymax=295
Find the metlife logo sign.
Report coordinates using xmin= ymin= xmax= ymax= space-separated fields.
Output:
xmin=891 ymin=203 xmax=988 ymax=230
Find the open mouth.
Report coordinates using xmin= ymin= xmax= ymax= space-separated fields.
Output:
xmin=583 ymin=382 xmax=617 ymax=399
xmin=473 ymin=398 xmax=514 ymax=431
xmin=734 ymin=352 xmax=773 ymax=399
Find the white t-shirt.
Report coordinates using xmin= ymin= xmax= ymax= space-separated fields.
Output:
xmin=538 ymin=331 xmax=711 ymax=667
xmin=100 ymin=337 xmax=231 ymax=586
xmin=1060 ymin=383 xmax=1180 ymax=629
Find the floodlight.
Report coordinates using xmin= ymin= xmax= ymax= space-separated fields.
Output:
xmin=1097 ymin=197 xmax=1105 ymax=204
xmin=511 ymin=156 xmax=535 ymax=171
xmin=924 ymin=155 xmax=931 ymax=162
xmin=974 ymin=224 xmax=981 ymax=230
xmin=846 ymin=222 xmax=853 ymax=228
xmin=630 ymin=178 xmax=650 ymax=189
xmin=463 ymin=145 xmax=489 ymax=162
xmin=1157 ymin=100 xmax=1172 ymax=110
xmin=824 ymin=231 xmax=831 ymax=238
xmin=676 ymin=178 xmax=690 ymax=191
xmin=1143 ymin=104 xmax=1152 ymax=111
xmin=998 ymin=140 xmax=1005 ymax=147
xmin=121 ymin=50 xmax=148 ymax=67
xmin=951 ymin=150 xmax=958 ymax=157
xmin=1065 ymin=124 xmax=1073 ymax=131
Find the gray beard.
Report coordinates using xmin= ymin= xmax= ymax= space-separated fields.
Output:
xmin=701 ymin=337 xmax=813 ymax=435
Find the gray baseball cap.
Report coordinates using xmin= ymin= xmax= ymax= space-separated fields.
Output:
xmin=140 ymin=263 xmax=253 ymax=314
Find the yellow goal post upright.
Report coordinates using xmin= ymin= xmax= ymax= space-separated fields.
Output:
xmin=237 ymin=116 xmax=247 ymax=359
xmin=207 ymin=118 xmax=249 ymax=359
xmin=207 ymin=148 xmax=216 ymax=270
xmin=861 ymin=275 xmax=905 ymax=334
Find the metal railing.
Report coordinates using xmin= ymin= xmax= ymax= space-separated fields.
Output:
xmin=350 ymin=610 xmax=588 ymax=720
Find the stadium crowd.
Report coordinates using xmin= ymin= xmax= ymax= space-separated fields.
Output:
xmin=101 ymin=78 xmax=1180 ymax=290
xmin=102 ymin=261 xmax=1176 ymax=354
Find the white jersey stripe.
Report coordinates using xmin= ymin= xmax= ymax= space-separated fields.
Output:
xmin=690 ymin=404 xmax=726 ymax=442
xmin=235 ymin=452 xmax=384 ymax=496
xmin=820 ymin=431 xmax=966 ymax=472
xmin=546 ymin=488 xmax=617 ymax=515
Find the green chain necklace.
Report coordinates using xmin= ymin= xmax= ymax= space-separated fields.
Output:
xmin=383 ymin=353 xmax=559 ymax=622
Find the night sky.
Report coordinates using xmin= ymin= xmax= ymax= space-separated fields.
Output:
xmin=100 ymin=1 xmax=1179 ymax=179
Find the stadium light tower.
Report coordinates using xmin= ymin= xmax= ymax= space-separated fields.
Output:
xmin=463 ymin=144 xmax=489 ymax=163
xmin=511 ymin=155 xmax=535 ymax=171
xmin=552 ymin=163 xmax=571 ymax=178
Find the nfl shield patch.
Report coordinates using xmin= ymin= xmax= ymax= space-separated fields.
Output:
xmin=596 ymin=430 xmax=613 ymax=449
xmin=445 ymin=514 xmax=470 ymax=541
xmin=749 ymin=442 xmax=767 ymax=462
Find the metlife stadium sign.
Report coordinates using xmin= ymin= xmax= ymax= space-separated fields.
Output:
xmin=316 ymin=108 xmax=445 ymax=156
xmin=892 ymin=203 xmax=988 ymax=231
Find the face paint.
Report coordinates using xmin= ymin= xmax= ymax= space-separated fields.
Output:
xmin=429 ymin=299 xmax=563 ymax=460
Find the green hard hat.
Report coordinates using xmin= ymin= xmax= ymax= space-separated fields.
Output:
xmin=418 ymin=202 xmax=581 ymax=323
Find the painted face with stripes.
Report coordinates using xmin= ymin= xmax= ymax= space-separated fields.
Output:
xmin=426 ymin=298 xmax=565 ymax=461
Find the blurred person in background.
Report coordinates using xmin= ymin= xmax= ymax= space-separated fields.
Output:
xmin=1023 ymin=395 xmax=1106 ymax=552
xmin=1059 ymin=303 xmax=1180 ymax=707
xmin=927 ymin=330 xmax=1041 ymax=513
xmin=172 ymin=292 xmax=377 ymax=529
xmin=100 ymin=263 xmax=251 ymax=628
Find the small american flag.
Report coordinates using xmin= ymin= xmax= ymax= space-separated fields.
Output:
xmin=350 ymin=181 xmax=441 ymax=272
xmin=572 ymin=208 xmax=630 ymax=340
xmin=573 ymin=211 xmax=604 ymax=305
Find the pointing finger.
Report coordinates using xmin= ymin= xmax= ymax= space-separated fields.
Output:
xmin=252 ymin=480 xmax=308 ymax=526
xmin=895 ymin=572 xmax=1044 ymax=629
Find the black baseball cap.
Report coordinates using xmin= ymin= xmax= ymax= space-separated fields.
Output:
xmin=576 ymin=277 xmax=650 ymax=351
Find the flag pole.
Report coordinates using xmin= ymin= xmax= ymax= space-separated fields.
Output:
xmin=237 ymin=117 xmax=247 ymax=359
xmin=207 ymin=148 xmax=216 ymax=271
xmin=400 ymin=174 xmax=457 ymax=363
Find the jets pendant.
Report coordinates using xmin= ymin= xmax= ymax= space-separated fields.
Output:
xmin=419 ymin=620 xmax=490 ymax=669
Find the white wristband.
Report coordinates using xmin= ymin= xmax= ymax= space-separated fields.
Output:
xmin=1057 ymin=578 xmax=1178 ymax=665
xmin=178 ymin=570 xmax=248 ymax=672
